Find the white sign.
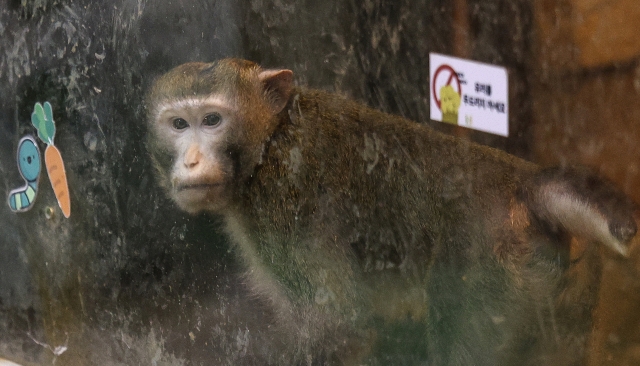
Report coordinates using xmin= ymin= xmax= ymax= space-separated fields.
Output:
xmin=429 ymin=53 xmax=509 ymax=137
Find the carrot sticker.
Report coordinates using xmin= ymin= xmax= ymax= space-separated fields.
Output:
xmin=31 ymin=102 xmax=71 ymax=218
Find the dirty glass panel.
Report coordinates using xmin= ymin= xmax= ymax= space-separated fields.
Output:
xmin=0 ymin=0 xmax=639 ymax=365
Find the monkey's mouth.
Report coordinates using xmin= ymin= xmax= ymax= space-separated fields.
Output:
xmin=177 ymin=182 xmax=221 ymax=191
xmin=173 ymin=180 xmax=227 ymax=213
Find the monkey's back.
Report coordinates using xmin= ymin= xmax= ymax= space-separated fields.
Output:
xmin=269 ymin=88 xmax=544 ymax=267
xmin=233 ymin=88 xmax=576 ymax=364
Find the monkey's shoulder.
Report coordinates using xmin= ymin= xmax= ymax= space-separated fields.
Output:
xmin=292 ymin=87 xmax=419 ymax=130
xmin=282 ymin=87 xmax=539 ymax=194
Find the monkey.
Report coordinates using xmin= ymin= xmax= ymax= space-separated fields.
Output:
xmin=145 ymin=58 xmax=637 ymax=365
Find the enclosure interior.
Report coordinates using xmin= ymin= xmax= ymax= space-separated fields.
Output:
xmin=1 ymin=0 xmax=640 ymax=364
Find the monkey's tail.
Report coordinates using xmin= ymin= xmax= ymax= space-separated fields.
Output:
xmin=528 ymin=168 xmax=637 ymax=257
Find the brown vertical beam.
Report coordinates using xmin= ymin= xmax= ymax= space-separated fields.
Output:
xmin=452 ymin=0 xmax=470 ymax=58
xmin=451 ymin=0 xmax=470 ymax=138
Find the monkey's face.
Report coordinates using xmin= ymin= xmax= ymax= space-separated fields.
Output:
xmin=149 ymin=94 xmax=236 ymax=214
xmin=147 ymin=59 xmax=294 ymax=215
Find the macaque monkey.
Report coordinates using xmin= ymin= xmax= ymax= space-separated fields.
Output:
xmin=145 ymin=59 xmax=637 ymax=365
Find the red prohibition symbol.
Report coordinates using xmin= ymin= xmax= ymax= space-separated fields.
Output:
xmin=432 ymin=64 xmax=462 ymax=110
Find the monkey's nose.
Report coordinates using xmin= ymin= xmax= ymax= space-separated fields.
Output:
xmin=184 ymin=145 xmax=203 ymax=169
xmin=185 ymin=160 xmax=199 ymax=168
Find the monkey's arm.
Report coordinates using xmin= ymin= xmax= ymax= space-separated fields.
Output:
xmin=526 ymin=167 xmax=637 ymax=256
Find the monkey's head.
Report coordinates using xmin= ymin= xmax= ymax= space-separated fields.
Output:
xmin=145 ymin=59 xmax=294 ymax=214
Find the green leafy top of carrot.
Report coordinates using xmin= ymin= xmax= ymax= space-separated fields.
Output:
xmin=31 ymin=102 xmax=56 ymax=146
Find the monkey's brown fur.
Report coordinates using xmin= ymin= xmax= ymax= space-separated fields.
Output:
xmin=146 ymin=59 xmax=637 ymax=365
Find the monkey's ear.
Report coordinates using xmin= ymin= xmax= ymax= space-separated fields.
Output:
xmin=259 ymin=69 xmax=294 ymax=114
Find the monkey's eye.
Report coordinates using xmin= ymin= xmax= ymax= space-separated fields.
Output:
xmin=172 ymin=118 xmax=189 ymax=130
xmin=202 ymin=113 xmax=222 ymax=127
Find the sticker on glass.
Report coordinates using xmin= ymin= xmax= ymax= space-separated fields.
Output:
xmin=32 ymin=102 xmax=71 ymax=218
xmin=8 ymin=136 xmax=41 ymax=213
xmin=429 ymin=53 xmax=509 ymax=137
